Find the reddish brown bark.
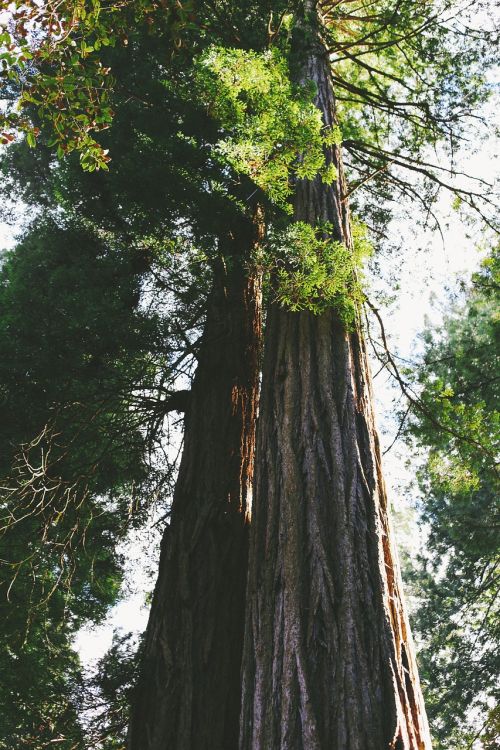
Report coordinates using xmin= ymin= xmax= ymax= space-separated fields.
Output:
xmin=127 ymin=220 xmax=262 ymax=750
xmin=239 ymin=5 xmax=431 ymax=748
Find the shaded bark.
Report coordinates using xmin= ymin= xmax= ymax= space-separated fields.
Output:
xmin=239 ymin=5 xmax=431 ymax=749
xmin=128 ymin=218 xmax=262 ymax=750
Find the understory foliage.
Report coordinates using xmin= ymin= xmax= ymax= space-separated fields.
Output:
xmin=406 ymin=249 xmax=500 ymax=749
xmin=0 ymin=0 xmax=498 ymax=746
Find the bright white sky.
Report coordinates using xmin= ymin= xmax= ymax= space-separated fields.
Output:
xmin=0 ymin=115 xmax=497 ymax=671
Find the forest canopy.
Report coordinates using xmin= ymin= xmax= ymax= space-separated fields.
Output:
xmin=0 ymin=1 xmax=498 ymax=749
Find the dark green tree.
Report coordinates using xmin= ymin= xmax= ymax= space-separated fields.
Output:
xmin=0 ymin=216 xmax=170 ymax=749
xmin=84 ymin=631 xmax=144 ymax=750
xmin=406 ymin=249 xmax=499 ymax=749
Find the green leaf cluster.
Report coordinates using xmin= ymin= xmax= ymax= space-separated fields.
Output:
xmin=85 ymin=631 xmax=144 ymax=749
xmin=1 ymin=0 xmax=201 ymax=169
xmin=263 ymin=218 xmax=371 ymax=317
xmin=196 ymin=47 xmax=341 ymax=209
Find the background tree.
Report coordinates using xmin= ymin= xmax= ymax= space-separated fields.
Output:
xmin=0 ymin=215 xmax=171 ymax=749
xmin=404 ymin=249 xmax=499 ymax=749
xmin=84 ymin=631 xmax=145 ymax=750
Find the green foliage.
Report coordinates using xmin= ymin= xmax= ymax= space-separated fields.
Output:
xmin=0 ymin=219 xmax=159 ymax=486
xmin=196 ymin=47 xmax=341 ymax=209
xmin=263 ymin=218 xmax=371 ymax=317
xmin=406 ymin=248 xmax=500 ymax=749
xmin=85 ymin=631 xmax=143 ymax=749
xmin=0 ymin=624 xmax=85 ymax=750
xmin=0 ymin=217 xmax=169 ymax=749
xmin=1 ymin=0 xmax=287 ymax=171
xmin=1 ymin=29 xmax=264 ymax=244
xmin=0 ymin=0 xmax=199 ymax=170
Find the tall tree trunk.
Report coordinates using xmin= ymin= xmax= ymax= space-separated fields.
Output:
xmin=128 ymin=217 xmax=262 ymax=750
xmin=239 ymin=5 xmax=431 ymax=749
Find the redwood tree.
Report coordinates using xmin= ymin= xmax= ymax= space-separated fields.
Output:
xmin=128 ymin=218 xmax=263 ymax=750
xmin=239 ymin=4 xmax=431 ymax=747
xmin=1 ymin=0 xmax=496 ymax=746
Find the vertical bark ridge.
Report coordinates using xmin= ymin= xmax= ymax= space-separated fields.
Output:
xmin=239 ymin=4 xmax=431 ymax=748
xmin=128 ymin=217 xmax=263 ymax=750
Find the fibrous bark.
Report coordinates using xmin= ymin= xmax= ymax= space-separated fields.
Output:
xmin=239 ymin=5 xmax=431 ymax=749
xmin=128 ymin=219 xmax=262 ymax=750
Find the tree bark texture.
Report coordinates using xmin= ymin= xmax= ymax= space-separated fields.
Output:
xmin=239 ymin=5 xmax=431 ymax=749
xmin=128 ymin=219 xmax=262 ymax=750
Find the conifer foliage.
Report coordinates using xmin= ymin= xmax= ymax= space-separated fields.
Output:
xmin=0 ymin=1 xmax=498 ymax=748
xmin=406 ymin=250 xmax=499 ymax=749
